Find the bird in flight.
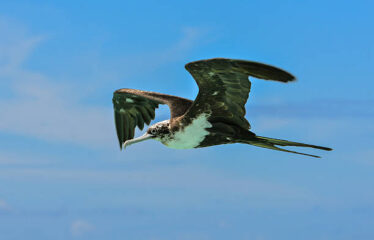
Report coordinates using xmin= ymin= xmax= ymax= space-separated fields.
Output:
xmin=113 ymin=58 xmax=332 ymax=158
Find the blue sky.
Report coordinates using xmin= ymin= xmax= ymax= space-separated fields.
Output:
xmin=0 ymin=0 xmax=373 ymax=239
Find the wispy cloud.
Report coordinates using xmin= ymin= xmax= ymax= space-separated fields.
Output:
xmin=107 ymin=26 xmax=207 ymax=80
xmin=70 ymin=220 xmax=94 ymax=237
xmin=0 ymin=23 xmax=205 ymax=148
xmin=0 ymin=93 xmax=114 ymax=147
xmin=250 ymin=113 xmax=374 ymax=141
xmin=0 ymin=199 xmax=12 ymax=213
xmin=248 ymin=99 xmax=374 ymax=119
xmin=158 ymin=26 xmax=204 ymax=61
xmin=0 ymin=150 xmax=53 ymax=165
xmin=246 ymin=99 xmax=374 ymax=144
xmin=0 ymin=17 xmax=45 ymax=75
xmin=0 ymin=21 xmax=115 ymax=148
xmin=0 ymin=165 xmax=317 ymax=208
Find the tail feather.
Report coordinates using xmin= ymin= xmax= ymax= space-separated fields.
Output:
xmin=244 ymin=136 xmax=332 ymax=158
xmin=257 ymin=136 xmax=333 ymax=151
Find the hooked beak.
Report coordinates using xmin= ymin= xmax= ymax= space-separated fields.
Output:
xmin=123 ymin=133 xmax=153 ymax=150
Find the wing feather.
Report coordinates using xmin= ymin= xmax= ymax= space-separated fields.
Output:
xmin=183 ymin=58 xmax=295 ymax=129
xmin=113 ymin=89 xmax=193 ymax=149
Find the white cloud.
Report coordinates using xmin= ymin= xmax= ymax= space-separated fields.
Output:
xmin=0 ymin=17 xmax=45 ymax=74
xmin=251 ymin=114 xmax=373 ymax=143
xmin=0 ymin=165 xmax=317 ymax=208
xmin=0 ymin=150 xmax=52 ymax=165
xmin=0 ymin=199 xmax=12 ymax=212
xmin=158 ymin=26 xmax=204 ymax=61
xmin=0 ymin=93 xmax=114 ymax=148
xmin=0 ymin=20 xmax=115 ymax=148
xmin=106 ymin=26 xmax=206 ymax=80
xmin=70 ymin=220 xmax=94 ymax=237
xmin=0 ymin=22 xmax=205 ymax=148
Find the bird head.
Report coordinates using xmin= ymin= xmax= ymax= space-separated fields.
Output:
xmin=146 ymin=120 xmax=170 ymax=137
xmin=123 ymin=120 xmax=170 ymax=149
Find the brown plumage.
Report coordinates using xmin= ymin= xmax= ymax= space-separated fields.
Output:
xmin=113 ymin=58 xmax=332 ymax=157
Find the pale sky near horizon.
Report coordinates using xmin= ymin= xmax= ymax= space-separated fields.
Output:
xmin=1 ymin=1 xmax=374 ymax=239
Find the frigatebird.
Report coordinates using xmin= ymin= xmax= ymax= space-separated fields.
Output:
xmin=112 ymin=58 xmax=332 ymax=158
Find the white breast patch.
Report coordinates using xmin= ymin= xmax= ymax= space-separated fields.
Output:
xmin=164 ymin=113 xmax=212 ymax=149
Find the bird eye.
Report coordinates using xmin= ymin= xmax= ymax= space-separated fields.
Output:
xmin=151 ymin=129 xmax=157 ymax=134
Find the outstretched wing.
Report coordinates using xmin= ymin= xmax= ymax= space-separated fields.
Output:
xmin=182 ymin=58 xmax=295 ymax=129
xmin=113 ymin=89 xmax=193 ymax=149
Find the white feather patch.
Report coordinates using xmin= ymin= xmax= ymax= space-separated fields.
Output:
xmin=164 ymin=113 xmax=212 ymax=149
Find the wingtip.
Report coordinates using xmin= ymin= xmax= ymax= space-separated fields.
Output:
xmin=313 ymin=145 xmax=333 ymax=151
xmin=288 ymin=75 xmax=297 ymax=82
xmin=270 ymin=70 xmax=296 ymax=83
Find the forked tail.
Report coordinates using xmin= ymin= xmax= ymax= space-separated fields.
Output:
xmin=244 ymin=135 xmax=332 ymax=158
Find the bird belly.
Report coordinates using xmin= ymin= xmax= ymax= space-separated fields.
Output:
xmin=162 ymin=113 xmax=212 ymax=149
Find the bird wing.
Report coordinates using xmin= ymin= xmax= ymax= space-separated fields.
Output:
xmin=113 ymin=89 xmax=193 ymax=149
xmin=182 ymin=58 xmax=295 ymax=129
